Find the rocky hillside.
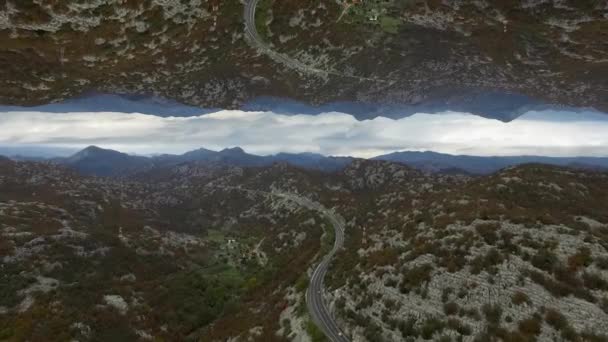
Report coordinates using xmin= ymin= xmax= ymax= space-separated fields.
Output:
xmin=0 ymin=159 xmax=333 ymax=341
xmin=1 ymin=157 xmax=608 ymax=341
xmin=0 ymin=0 xmax=606 ymax=113
xmin=326 ymin=162 xmax=608 ymax=341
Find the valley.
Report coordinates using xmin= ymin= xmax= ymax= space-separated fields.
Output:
xmin=1 ymin=156 xmax=607 ymax=341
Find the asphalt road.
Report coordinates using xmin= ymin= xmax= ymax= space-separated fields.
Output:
xmin=243 ymin=0 xmax=328 ymax=75
xmin=216 ymin=187 xmax=350 ymax=341
xmin=243 ymin=0 xmax=393 ymax=84
xmin=276 ymin=193 xmax=350 ymax=342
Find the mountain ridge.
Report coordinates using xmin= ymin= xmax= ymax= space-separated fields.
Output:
xmin=374 ymin=150 xmax=608 ymax=174
xmin=46 ymin=145 xmax=353 ymax=176
xmin=5 ymin=146 xmax=608 ymax=177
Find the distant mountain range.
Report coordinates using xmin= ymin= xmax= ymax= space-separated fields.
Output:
xmin=5 ymin=92 xmax=594 ymax=123
xmin=3 ymin=146 xmax=608 ymax=177
xmin=50 ymin=146 xmax=353 ymax=177
xmin=373 ymin=151 xmax=608 ymax=174
xmin=0 ymin=93 xmax=217 ymax=117
xmin=242 ymin=91 xmax=544 ymax=122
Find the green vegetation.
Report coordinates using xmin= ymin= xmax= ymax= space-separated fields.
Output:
xmin=596 ymin=256 xmax=608 ymax=270
xmin=511 ymin=291 xmax=530 ymax=306
xmin=255 ymin=0 xmax=274 ymax=39
xmin=470 ymin=247 xmax=504 ymax=275
xmin=518 ymin=314 xmax=542 ymax=337
xmin=0 ymin=265 xmax=34 ymax=307
xmin=545 ymin=308 xmax=570 ymax=331
xmin=295 ymin=273 xmax=309 ymax=293
xmin=379 ymin=16 xmax=401 ymax=34
xmin=443 ymin=302 xmax=459 ymax=316
xmin=447 ymin=317 xmax=472 ymax=336
xmin=153 ymin=267 xmax=244 ymax=333
xmin=568 ymin=247 xmax=593 ymax=270
xmin=482 ymin=303 xmax=503 ymax=325
xmin=306 ymin=318 xmax=327 ymax=342
xmin=399 ymin=263 xmax=433 ymax=294
xmin=420 ymin=317 xmax=446 ymax=339
xmin=207 ymin=229 xmax=226 ymax=243
xmin=320 ymin=220 xmax=336 ymax=255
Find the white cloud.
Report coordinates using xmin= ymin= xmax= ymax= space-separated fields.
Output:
xmin=1 ymin=109 xmax=608 ymax=157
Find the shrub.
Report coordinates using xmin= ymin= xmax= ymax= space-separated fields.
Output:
xmin=531 ymin=248 xmax=558 ymax=272
xmin=568 ymin=247 xmax=593 ymax=271
xmin=498 ymin=231 xmax=519 ymax=254
xmin=475 ymin=222 xmax=500 ymax=245
xmin=482 ymin=303 xmax=503 ymax=325
xmin=420 ymin=317 xmax=446 ymax=339
xmin=384 ymin=298 xmax=396 ymax=310
xmin=545 ymin=308 xmax=569 ymax=331
xmin=511 ymin=291 xmax=530 ymax=306
xmin=295 ymin=274 xmax=309 ymax=292
xmin=443 ymin=302 xmax=459 ymax=316
xmin=582 ymin=272 xmax=608 ymax=291
xmin=596 ymin=257 xmax=608 ymax=270
xmin=335 ymin=297 xmax=346 ymax=310
xmin=437 ymin=335 xmax=452 ymax=342
xmin=561 ymin=327 xmax=579 ymax=342
xmin=457 ymin=288 xmax=468 ymax=299
xmin=580 ymin=330 xmax=608 ymax=342
xmin=367 ymin=248 xmax=400 ymax=267
xmin=441 ymin=287 xmax=453 ymax=303
xmin=399 ymin=263 xmax=433 ymax=294
xmin=306 ymin=319 xmax=326 ymax=342
xmin=364 ymin=322 xmax=384 ymax=342
xmin=470 ymin=248 xmax=503 ymax=274
xmin=600 ymin=296 xmax=608 ymax=315
xmin=527 ymin=269 xmax=595 ymax=302
xmin=461 ymin=307 xmax=481 ymax=321
xmin=385 ymin=277 xmax=398 ymax=288
xmin=398 ymin=317 xmax=419 ymax=338
xmin=447 ymin=317 xmax=472 ymax=336
xmin=518 ymin=315 xmax=542 ymax=336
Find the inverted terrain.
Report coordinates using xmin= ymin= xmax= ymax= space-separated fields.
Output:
xmin=1 ymin=1 xmax=606 ymax=115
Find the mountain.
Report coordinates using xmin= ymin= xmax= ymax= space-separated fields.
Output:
xmin=52 ymin=146 xmax=354 ymax=176
xmin=268 ymin=152 xmax=353 ymax=172
xmin=0 ymin=145 xmax=79 ymax=159
xmin=374 ymin=151 xmax=608 ymax=174
xmin=21 ymin=146 xmax=608 ymax=177
xmin=242 ymin=92 xmax=544 ymax=122
xmin=60 ymin=145 xmax=153 ymax=177
xmin=0 ymin=93 xmax=218 ymax=117
xmin=1 ymin=2 xmax=606 ymax=116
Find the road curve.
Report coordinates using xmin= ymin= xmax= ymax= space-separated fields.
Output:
xmin=276 ymin=193 xmax=350 ymax=342
xmin=215 ymin=186 xmax=350 ymax=341
xmin=243 ymin=0 xmax=393 ymax=84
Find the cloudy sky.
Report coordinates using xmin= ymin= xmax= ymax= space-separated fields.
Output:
xmin=2 ymin=107 xmax=608 ymax=158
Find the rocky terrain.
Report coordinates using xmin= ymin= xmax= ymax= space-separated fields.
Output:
xmin=326 ymin=162 xmax=608 ymax=341
xmin=1 ymin=156 xmax=608 ymax=341
xmin=0 ymin=1 xmax=607 ymax=115
xmin=0 ymin=159 xmax=333 ymax=341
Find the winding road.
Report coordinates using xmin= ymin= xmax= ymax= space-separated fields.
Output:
xmin=275 ymin=193 xmax=350 ymax=342
xmin=244 ymin=0 xmax=393 ymax=84
xmin=223 ymin=185 xmax=350 ymax=341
